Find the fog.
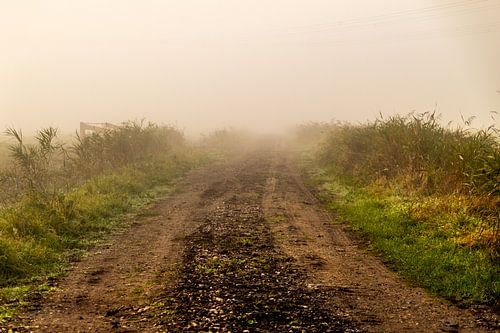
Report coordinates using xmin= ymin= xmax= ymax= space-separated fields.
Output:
xmin=1 ymin=0 xmax=499 ymax=135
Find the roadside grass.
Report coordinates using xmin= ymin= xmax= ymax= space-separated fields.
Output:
xmin=0 ymin=284 xmax=54 ymax=324
xmin=0 ymin=122 xmax=208 ymax=324
xmin=294 ymin=113 xmax=499 ymax=306
xmin=197 ymin=128 xmax=257 ymax=159
xmin=302 ymin=158 xmax=500 ymax=306
xmin=0 ymin=156 xmax=200 ymax=323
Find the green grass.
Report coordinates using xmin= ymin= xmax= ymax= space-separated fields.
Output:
xmin=293 ymin=114 xmax=499 ymax=306
xmin=239 ymin=238 xmax=254 ymax=246
xmin=0 ymin=121 xmax=217 ymax=323
xmin=308 ymin=165 xmax=500 ymax=305
xmin=0 ymin=154 xmax=200 ymax=323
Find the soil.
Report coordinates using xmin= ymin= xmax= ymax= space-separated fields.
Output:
xmin=5 ymin=148 xmax=500 ymax=332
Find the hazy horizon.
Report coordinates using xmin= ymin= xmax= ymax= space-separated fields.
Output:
xmin=1 ymin=0 xmax=499 ymax=136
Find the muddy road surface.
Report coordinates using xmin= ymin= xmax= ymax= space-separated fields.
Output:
xmin=8 ymin=148 xmax=499 ymax=332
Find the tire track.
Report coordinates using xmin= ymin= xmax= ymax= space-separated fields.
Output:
xmin=263 ymin=150 xmax=499 ymax=332
xmin=156 ymin=152 xmax=357 ymax=332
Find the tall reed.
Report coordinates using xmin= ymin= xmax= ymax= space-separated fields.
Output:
xmin=315 ymin=112 xmax=499 ymax=248
xmin=318 ymin=112 xmax=499 ymax=196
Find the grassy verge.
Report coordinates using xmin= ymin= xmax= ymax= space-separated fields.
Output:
xmin=0 ymin=153 xmax=202 ymax=323
xmin=293 ymin=113 xmax=499 ymax=306
xmin=301 ymin=156 xmax=499 ymax=306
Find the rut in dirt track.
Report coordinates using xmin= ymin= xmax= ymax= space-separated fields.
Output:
xmin=10 ymin=148 xmax=499 ymax=332
xmin=154 ymin=155 xmax=357 ymax=332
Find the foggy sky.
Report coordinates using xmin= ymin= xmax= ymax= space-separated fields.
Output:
xmin=1 ymin=0 xmax=499 ymax=135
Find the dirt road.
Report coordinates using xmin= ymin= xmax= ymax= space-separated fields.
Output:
xmin=9 ymin=148 xmax=499 ymax=332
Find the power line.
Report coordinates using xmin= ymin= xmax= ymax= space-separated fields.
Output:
xmin=275 ymin=0 xmax=493 ymax=33
xmin=233 ymin=20 xmax=500 ymax=48
xmin=257 ymin=0 xmax=500 ymax=42
xmin=294 ymin=5 xmax=500 ymax=37
xmin=240 ymin=1 xmax=500 ymax=46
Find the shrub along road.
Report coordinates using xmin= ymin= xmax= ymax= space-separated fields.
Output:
xmin=7 ymin=148 xmax=499 ymax=332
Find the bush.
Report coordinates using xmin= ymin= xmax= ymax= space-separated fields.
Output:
xmin=318 ymin=112 xmax=500 ymax=196
xmin=72 ymin=121 xmax=185 ymax=177
xmin=315 ymin=112 xmax=499 ymax=249
xmin=0 ymin=120 xmax=191 ymax=286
